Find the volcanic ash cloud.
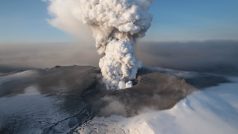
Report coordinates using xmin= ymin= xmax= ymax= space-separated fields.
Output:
xmin=48 ymin=0 xmax=153 ymax=90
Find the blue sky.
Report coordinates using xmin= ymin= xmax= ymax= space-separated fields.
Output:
xmin=0 ymin=0 xmax=238 ymax=43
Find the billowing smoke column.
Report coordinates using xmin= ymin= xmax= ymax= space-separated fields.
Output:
xmin=48 ymin=0 xmax=153 ymax=90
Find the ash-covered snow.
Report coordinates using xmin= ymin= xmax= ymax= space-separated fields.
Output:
xmin=0 ymin=66 xmax=237 ymax=134
xmin=75 ymin=77 xmax=238 ymax=134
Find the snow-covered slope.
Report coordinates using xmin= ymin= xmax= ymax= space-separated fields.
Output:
xmin=76 ymin=77 xmax=238 ymax=134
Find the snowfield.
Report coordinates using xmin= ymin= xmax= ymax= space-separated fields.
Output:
xmin=0 ymin=67 xmax=238 ymax=134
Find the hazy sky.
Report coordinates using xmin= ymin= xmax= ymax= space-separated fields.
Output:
xmin=0 ymin=0 xmax=238 ymax=43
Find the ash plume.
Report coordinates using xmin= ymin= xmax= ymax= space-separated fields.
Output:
xmin=48 ymin=0 xmax=153 ymax=89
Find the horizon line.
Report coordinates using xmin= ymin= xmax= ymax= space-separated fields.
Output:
xmin=1 ymin=39 xmax=238 ymax=45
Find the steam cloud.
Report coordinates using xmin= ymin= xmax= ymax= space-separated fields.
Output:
xmin=48 ymin=0 xmax=153 ymax=89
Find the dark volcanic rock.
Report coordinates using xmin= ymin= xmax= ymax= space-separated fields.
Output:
xmin=33 ymin=66 xmax=195 ymax=117
xmin=1 ymin=65 xmax=224 ymax=134
xmin=94 ymin=72 xmax=195 ymax=116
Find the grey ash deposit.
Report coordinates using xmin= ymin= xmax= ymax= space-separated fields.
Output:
xmin=0 ymin=65 xmax=230 ymax=134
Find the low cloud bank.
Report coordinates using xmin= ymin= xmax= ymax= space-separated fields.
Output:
xmin=0 ymin=40 xmax=237 ymax=75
